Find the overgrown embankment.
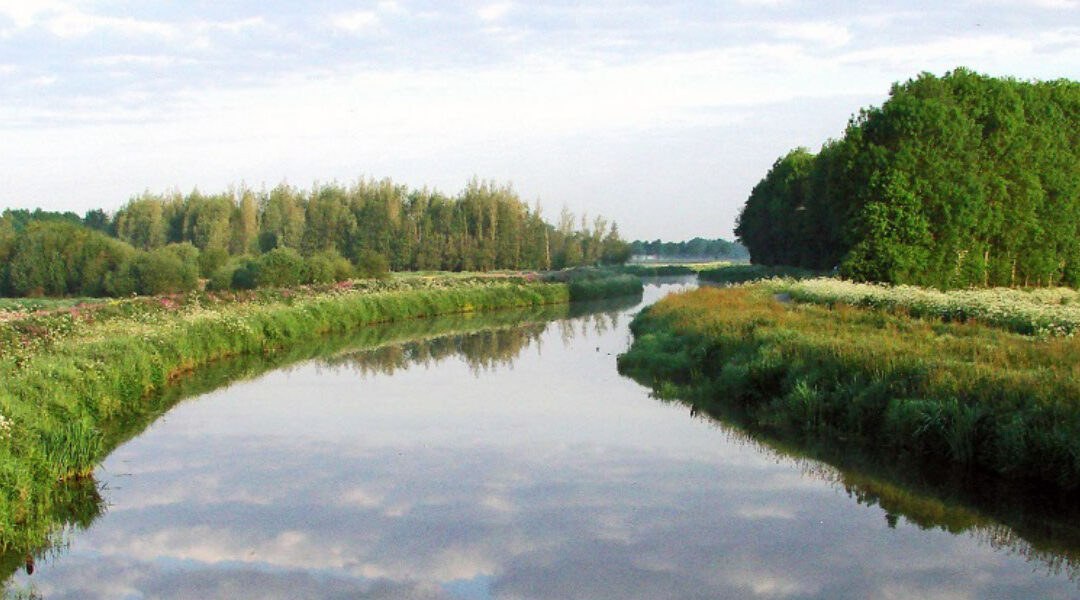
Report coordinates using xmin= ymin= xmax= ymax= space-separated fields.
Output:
xmin=0 ymin=272 xmax=640 ymax=552
xmin=617 ymin=264 xmax=697 ymax=277
xmin=543 ymin=268 xmax=644 ymax=301
xmin=697 ymin=264 xmax=824 ymax=285
xmin=617 ymin=285 xmax=1080 ymax=493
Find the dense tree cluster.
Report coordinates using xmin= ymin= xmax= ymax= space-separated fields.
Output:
xmin=0 ymin=178 xmax=631 ymax=297
xmin=736 ymin=68 xmax=1080 ymax=288
xmin=105 ymin=178 xmax=629 ymax=273
xmin=630 ymin=238 xmax=748 ymax=260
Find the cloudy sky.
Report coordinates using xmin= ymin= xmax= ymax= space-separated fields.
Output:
xmin=1 ymin=1 xmax=1078 ymax=240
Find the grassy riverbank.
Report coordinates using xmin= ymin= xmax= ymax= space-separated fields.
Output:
xmin=0 ymin=272 xmax=640 ymax=554
xmin=617 ymin=284 xmax=1080 ymax=492
xmin=697 ymin=264 xmax=824 ymax=285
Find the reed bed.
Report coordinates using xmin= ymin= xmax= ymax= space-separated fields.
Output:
xmin=617 ymin=285 xmax=1080 ymax=491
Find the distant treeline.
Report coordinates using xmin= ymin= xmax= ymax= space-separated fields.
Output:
xmin=736 ymin=68 xmax=1080 ymax=289
xmin=630 ymin=238 xmax=747 ymax=260
xmin=0 ymin=178 xmax=632 ymax=297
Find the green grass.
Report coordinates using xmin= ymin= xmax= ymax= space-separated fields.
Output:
xmin=0 ymin=271 xmax=640 ymax=557
xmin=618 ymin=264 xmax=697 ymax=277
xmin=541 ymin=267 xmax=644 ymax=301
xmin=697 ymin=264 xmax=826 ymax=284
xmin=617 ymin=285 xmax=1080 ymax=493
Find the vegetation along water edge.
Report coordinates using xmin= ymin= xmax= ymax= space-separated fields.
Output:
xmin=0 ymin=293 xmax=644 ymax=586
xmin=651 ymin=390 xmax=1080 ymax=584
xmin=0 ymin=271 xmax=642 ymax=556
xmin=617 ymin=283 xmax=1080 ymax=495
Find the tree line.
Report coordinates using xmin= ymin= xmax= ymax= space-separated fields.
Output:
xmin=0 ymin=178 xmax=632 ymax=297
xmin=630 ymin=238 xmax=748 ymax=260
xmin=736 ymin=68 xmax=1080 ymax=289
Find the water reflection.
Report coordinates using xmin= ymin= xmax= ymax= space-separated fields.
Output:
xmin=643 ymin=381 xmax=1080 ymax=587
xmin=1 ymin=293 xmax=642 ymax=588
xmin=7 ymin=280 xmax=1080 ymax=599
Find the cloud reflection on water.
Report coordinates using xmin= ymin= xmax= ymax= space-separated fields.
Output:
xmin=27 ymin=437 xmax=1077 ymax=600
xmin=12 ymin=283 xmax=1080 ymax=599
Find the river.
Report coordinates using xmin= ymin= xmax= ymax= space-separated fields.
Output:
xmin=8 ymin=279 xmax=1080 ymax=599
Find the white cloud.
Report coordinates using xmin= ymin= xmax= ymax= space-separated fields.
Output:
xmin=82 ymin=54 xmax=191 ymax=68
xmin=377 ymin=1 xmax=406 ymax=15
xmin=27 ymin=74 xmax=56 ymax=86
xmin=478 ymin=2 xmax=512 ymax=22
xmin=1006 ymin=0 xmax=1078 ymax=7
xmin=0 ymin=0 xmax=64 ymax=29
xmin=772 ymin=21 xmax=852 ymax=48
xmin=837 ymin=33 xmax=1038 ymax=70
xmin=200 ymin=16 xmax=273 ymax=35
xmin=331 ymin=10 xmax=380 ymax=34
xmin=45 ymin=8 xmax=176 ymax=39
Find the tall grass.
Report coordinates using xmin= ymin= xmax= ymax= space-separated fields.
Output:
xmin=617 ymin=285 xmax=1080 ymax=492
xmin=698 ymin=264 xmax=825 ymax=285
xmin=618 ymin=265 xmax=697 ymax=277
xmin=542 ymin=268 xmax=644 ymax=301
xmin=0 ymin=274 xmax=648 ymax=555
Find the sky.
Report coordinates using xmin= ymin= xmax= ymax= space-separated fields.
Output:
xmin=0 ymin=1 xmax=1078 ymax=241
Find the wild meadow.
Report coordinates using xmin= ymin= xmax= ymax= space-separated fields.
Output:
xmin=769 ymin=277 xmax=1080 ymax=336
xmin=617 ymin=284 xmax=1080 ymax=492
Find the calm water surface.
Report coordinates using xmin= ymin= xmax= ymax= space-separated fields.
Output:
xmin=12 ymin=281 xmax=1080 ymax=599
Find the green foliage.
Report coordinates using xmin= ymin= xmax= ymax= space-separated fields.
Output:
xmin=736 ymin=68 xmax=1080 ymax=289
xmin=353 ymin=249 xmax=390 ymax=280
xmin=630 ymin=237 xmax=748 ymax=260
xmin=207 ymin=257 xmax=247 ymax=292
xmin=306 ymin=249 xmax=355 ymax=284
xmin=39 ymin=421 xmax=103 ymax=480
xmin=542 ymin=268 xmax=644 ymax=301
xmin=253 ymin=247 xmax=307 ymax=287
xmin=619 ymin=265 xmax=697 ymax=277
xmin=4 ymin=223 xmax=135 ymax=298
xmin=697 ymin=264 xmax=824 ymax=285
xmin=108 ymin=178 xmax=622 ymax=277
xmin=126 ymin=247 xmax=199 ymax=295
xmin=3 ymin=178 xmax=631 ymax=300
xmin=198 ymin=247 xmax=229 ymax=278
xmin=618 ymin=285 xmax=1080 ymax=492
xmin=0 ymin=275 xmax=636 ymax=556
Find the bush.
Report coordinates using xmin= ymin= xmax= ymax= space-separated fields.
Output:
xmin=5 ymin=223 xmax=138 ymax=297
xmin=306 ymin=250 xmax=354 ymax=284
xmin=254 ymin=247 xmax=308 ymax=287
xmin=131 ymin=248 xmax=199 ymax=295
xmin=230 ymin=257 xmax=260 ymax=290
xmin=208 ymin=257 xmax=251 ymax=291
xmin=354 ymin=250 xmax=390 ymax=280
xmin=197 ymin=247 xmax=229 ymax=278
